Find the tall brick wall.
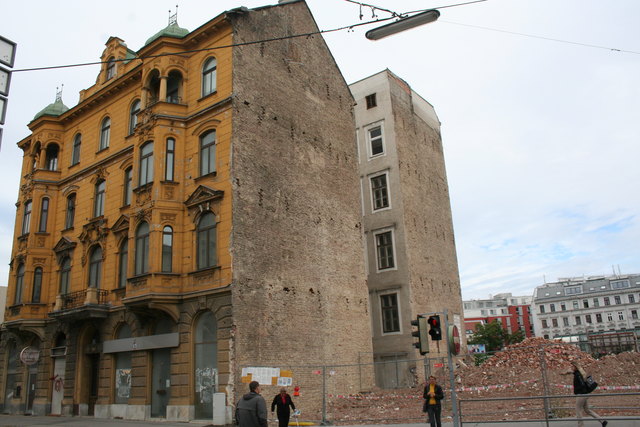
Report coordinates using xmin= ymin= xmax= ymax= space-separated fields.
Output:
xmin=388 ymin=75 xmax=465 ymax=350
xmin=229 ymin=1 xmax=373 ymax=373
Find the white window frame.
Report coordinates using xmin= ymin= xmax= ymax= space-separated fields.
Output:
xmin=365 ymin=121 xmax=385 ymax=159
xmin=379 ymin=291 xmax=402 ymax=335
xmin=369 ymin=170 xmax=391 ymax=212
xmin=373 ymin=227 xmax=397 ymax=272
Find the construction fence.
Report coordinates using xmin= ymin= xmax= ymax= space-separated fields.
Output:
xmin=236 ymin=340 xmax=640 ymax=425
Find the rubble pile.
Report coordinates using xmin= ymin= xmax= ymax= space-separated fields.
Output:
xmin=328 ymin=338 xmax=640 ymax=424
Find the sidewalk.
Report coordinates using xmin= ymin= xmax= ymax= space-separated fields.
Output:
xmin=0 ymin=417 xmax=638 ymax=427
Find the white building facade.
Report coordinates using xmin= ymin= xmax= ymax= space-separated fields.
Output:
xmin=533 ymin=275 xmax=640 ymax=339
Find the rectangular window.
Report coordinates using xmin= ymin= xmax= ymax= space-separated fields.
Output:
xmin=566 ymin=286 xmax=583 ymax=295
xmin=375 ymin=230 xmax=395 ymax=270
xmin=551 ymin=318 xmax=558 ymax=327
xmin=562 ymin=317 xmax=569 ymax=327
xmin=539 ymin=305 xmax=545 ymax=314
xmin=585 ymin=314 xmax=592 ymax=324
xmin=582 ymin=300 xmax=589 ymax=308
xmin=574 ymin=316 xmax=582 ymax=326
xmin=611 ymin=279 xmax=630 ymax=289
xmin=123 ymin=168 xmax=132 ymax=206
xmin=593 ymin=298 xmax=600 ymax=307
xmin=38 ymin=198 xmax=49 ymax=232
xmin=165 ymin=138 xmax=175 ymax=181
xmin=550 ymin=304 xmax=556 ymax=312
xmin=632 ymin=310 xmax=638 ymax=320
xmin=541 ymin=319 xmax=548 ymax=328
xmin=618 ymin=311 xmax=624 ymax=321
xmin=380 ymin=293 xmax=400 ymax=333
xmin=365 ymin=93 xmax=377 ymax=109
xmin=573 ymin=301 xmax=579 ymax=309
xmin=607 ymin=312 xmax=613 ymax=321
xmin=596 ymin=313 xmax=603 ymax=323
xmin=629 ymin=294 xmax=636 ymax=304
xmin=560 ymin=302 xmax=566 ymax=311
xmin=604 ymin=297 xmax=610 ymax=306
xmin=370 ymin=173 xmax=389 ymax=210
xmin=614 ymin=296 xmax=622 ymax=304
xmin=368 ymin=125 xmax=384 ymax=157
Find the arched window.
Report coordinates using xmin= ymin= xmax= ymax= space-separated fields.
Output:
xmin=99 ymin=117 xmax=111 ymax=150
xmin=166 ymin=70 xmax=182 ymax=103
xmin=165 ymin=138 xmax=175 ymax=181
xmin=106 ymin=56 xmax=116 ymax=80
xmin=139 ymin=142 xmax=154 ymax=186
xmin=38 ymin=197 xmax=49 ymax=232
xmin=21 ymin=200 xmax=32 ymax=235
xmin=45 ymin=144 xmax=59 ymax=170
xmin=59 ymin=257 xmax=71 ymax=294
xmin=94 ymin=179 xmax=106 ymax=217
xmin=14 ymin=264 xmax=25 ymax=304
xmin=71 ymin=133 xmax=82 ymax=166
xmin=65 ymin=194 xmax=76 ymax=229
xmin=162 ymin=226 xmax=173 ymax=273
xmin=123 ymin=167 xmax=133 ymax=206
xmin=88 ymin=246 xmax=103 ymax=288
xmin=135 ymin=222 xmax=149 ymax=275
xmin=194 ymin=311 xmax=218 ymax=419
xmin=115 ymin=324 xmax=132 ymax=404
xmin=202 ymin=57 xmax=217 ymax=96
xmin=32 ymin=267 xmax=43 ymax=303
xmin=118 ymin=239 xmax=128 ymax=288
xmin=200 ymin=130 xmax=216 ymax=176
xmin=129 ymin=100 xmax=140 ymax=135
xmin=197 ymin=212 xmax=216 ymax=269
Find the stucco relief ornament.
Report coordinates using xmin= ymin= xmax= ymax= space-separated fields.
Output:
xmin=135 ymin=185 xmax=153 ymax=207
xmin=20 ymin=182 xmax=34 ymax=198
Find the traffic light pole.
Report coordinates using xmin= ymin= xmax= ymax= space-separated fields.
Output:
xmin=442 ymin=309 xmax=460 ymax=427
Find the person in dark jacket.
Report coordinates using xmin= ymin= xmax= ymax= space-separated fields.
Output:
xmin=423 ymin=376 xmax=444 ymax=427
xmin=271 ymin=387 xmax=296 ymax=427
xmin=236 ymin=381 xmax=268 ymax=427
xmin=568 ymin=361 xmax=607 ymax=427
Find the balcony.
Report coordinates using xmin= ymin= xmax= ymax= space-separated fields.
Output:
xmin=49 ymin=288 xmax=110 ymax=321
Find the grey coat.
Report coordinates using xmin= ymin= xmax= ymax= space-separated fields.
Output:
xmin=236 ymin=392 xmax=268 ymax=427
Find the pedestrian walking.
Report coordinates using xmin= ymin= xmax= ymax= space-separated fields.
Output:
xmin=236 ymin=381 xmax=268 ymax=427
xmin=423 ymin=375 xmax=444 ymax=427
xmin=271 ymin=387 xmax=296 ymax=427
xmin=567 ymin=361 xmax=607 ymax=427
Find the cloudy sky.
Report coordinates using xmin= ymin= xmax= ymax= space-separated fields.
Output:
xmin=2 ymin=0 xmax=639 ymax=300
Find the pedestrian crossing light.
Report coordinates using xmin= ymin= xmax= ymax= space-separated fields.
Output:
xmin=428 ymin=315 xmax=442 ymax=341
xmin=411 ymin=315 xmax=429 ymax=355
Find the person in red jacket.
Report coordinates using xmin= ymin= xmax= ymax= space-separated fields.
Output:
xmin=271 ymin=387 xmax=296 ymax=427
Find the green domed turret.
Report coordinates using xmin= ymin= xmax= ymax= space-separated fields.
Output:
xmin=145 ymin=22 xmax=189 ymax=46
xmin=33 ymin=94 xmax=69 ymax=120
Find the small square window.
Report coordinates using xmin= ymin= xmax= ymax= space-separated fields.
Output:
xmin=365 ymin=93 xmax=377 ymax=109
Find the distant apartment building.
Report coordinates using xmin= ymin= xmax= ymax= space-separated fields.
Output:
xmin=350 ymin=70 xmax=464 ymax=388
xmin=463 ymin=293 xmax=534 ymax=339
xmin=533 ymin=275 xmax=640 ymax=342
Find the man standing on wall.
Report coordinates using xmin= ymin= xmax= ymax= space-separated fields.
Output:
xmin=236 ymin=381 xmax=268 ymax=427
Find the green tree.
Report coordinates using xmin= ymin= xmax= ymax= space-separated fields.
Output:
xmin=468 ymin=320 xmax=525 ymax=352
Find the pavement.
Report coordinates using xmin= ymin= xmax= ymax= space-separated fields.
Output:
xmin=0 ymin=418 xmax=639 ymax=427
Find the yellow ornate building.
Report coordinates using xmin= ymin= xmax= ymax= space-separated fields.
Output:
xmin=1 ymin=1 xmax=373 ymax=421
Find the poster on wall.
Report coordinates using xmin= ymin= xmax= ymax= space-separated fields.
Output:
xmin=116 ymin=369 xmax=131 ymax=398
xmin=195 ymin=367 xmax=217 ymax=404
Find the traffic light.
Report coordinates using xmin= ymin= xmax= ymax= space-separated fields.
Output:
xmin=411 ymin=315 xmax=429 ymax=355
xmin=428 ymin=315 xmax=442 ymax=341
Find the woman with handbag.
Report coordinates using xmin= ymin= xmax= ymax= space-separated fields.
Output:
xmin=568 ymin=361 xmax=607 ymax=427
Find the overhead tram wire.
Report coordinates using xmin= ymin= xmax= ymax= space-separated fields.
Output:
xmin=439 ymin=20 xmax=640 ymax=55
xmin=12 ymin=0 xmax=490 ymax=74
xmin=12 ymin=0 xmax=639 ymax=73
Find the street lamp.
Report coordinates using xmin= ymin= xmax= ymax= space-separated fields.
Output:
xmin=365 ymin=9 xmax=440 ymax=41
